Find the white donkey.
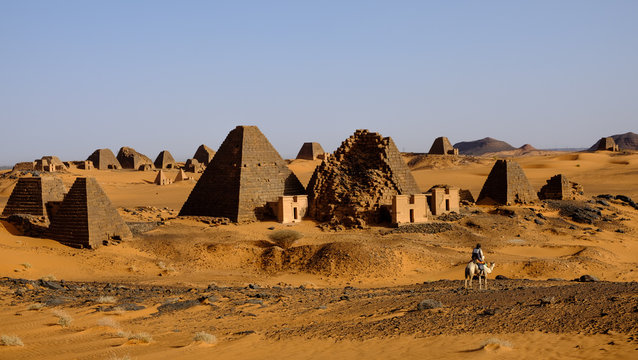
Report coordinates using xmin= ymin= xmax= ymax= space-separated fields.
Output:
xmin=464 ymin=261 xmax=495 ymax=289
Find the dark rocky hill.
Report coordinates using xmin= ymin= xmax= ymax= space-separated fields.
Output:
xmin=453 ymin=137 xmax=516 ymax=155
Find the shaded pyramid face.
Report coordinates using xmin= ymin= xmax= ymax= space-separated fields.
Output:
xmin=49 ymin=177 xmax=132 ymax=249
xmin=193 ymin=144 xmax=216 ymax=165
xmin=477 ymin=160 xmax=537 ymax=205
xmin=87 ymin=149 xmax=121 ymax=170
xmin=2 ymin=176 xmax=66 ymax=218
xmin=154 ymin=150 xmax=176 ymax=169
xmin=296 ymin=142 xmax=325 ymax=160
xmin=307 ymin=129 xmax=420 ymax=227
xmin=428 ymin=137 xmax=456 ymax=155
xmin=179 ymin=126 xmax=305 ymax=222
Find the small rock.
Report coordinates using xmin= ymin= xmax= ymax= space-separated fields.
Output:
xmin=575 ymin=274 xmax=599 ymax=282
xmin=540 ymin=296 xmax=555 ymax=306
xmin=534 ymin=218 xmax=544 ymax=225
xmin=495 ymin=275 xmax=509 ymax=280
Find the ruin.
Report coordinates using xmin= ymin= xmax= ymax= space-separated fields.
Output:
xmin=64 ymin=160 xmax=93 ymax=170
xmin=307 ymin=129 xmax=421 ymax=228
xmin=48 ymin=177 xmax=132 ymax=249
xmin=538 ymin=174 xmax=584 ymax=200
xmin=179 ymin=126 xmax=305 ymax=222
xmin=2 ymin=176 xmax=66 ymax=220
xmin=296 ymin=142 xmax=326 ymax=160
xmin=427 ymin=185 xmax=460 ymax=215
xmin=34 ymin=156 xmax=67 ymax=172
xmin=116 ymin=147 xmax=154 ymax=170
xmin=193 ymin=144 xmax=216 ymax=166
xmin=428 ymin=137 xmax=459 ymax=155
xmin=595 ymin=137 xmax=619 ymax=151
xmin=154 ymin=150 xmax=177 ymax=169
xmin=184 ymin=158 xmax=205 ymax=173
xmin=12 ymin=162 xmax=36 ymax=172
xmin=87 ymin=149 xmax=122 ymax=170
xmin=154 ymin=170 xmax=172 ymax=185
xmin=138 ymin=164 xmax=153 ymax=171
xmin=174 ymin=169 xmax=190 ymax=182
xmin=476 ymin=159 xmax=537 ymax=205
xmin=392 ymin=194 xmax=431 ymax=225
xmin=268 ymin=195 xmax=308 ymax=223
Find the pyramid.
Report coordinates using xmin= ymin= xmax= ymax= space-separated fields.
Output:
xmin=307 ymin=129 xmax=421 ymax=227
xmin=154 ymin=170 xmax=172 ymax=185
xmin=538 ymin=174 xmax=583 ymax=200
xmin=296 ymin=142 xmax=325 ymax=160
xmin=117 ymin=147 xmax=154 ymax=170
xmin=594 ymin=137 xmax=619 ymax=151
xmin=477 ymin=160 xmax=537 ymax=205
xmin=193 ymin=144 xmax=216 ymax=166
xmin=2 ymin=176 xmax=66 ymax=219
xmin=179 ymin=126 xmax=305 ymax=222
xmin=48 ymin=177 xmax=132 ymax=249
xmin=174 ymin=169 xmax=189 ymax=182
xmin=87 ymin=149 xmax=121 ymax=170
xmin=428 ymin=137 xmax=458 ymax=155
xmin=154 ymin=150 xmax=177 ymax=169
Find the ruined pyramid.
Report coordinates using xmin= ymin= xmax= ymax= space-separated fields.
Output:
xmin=154 ymin=150 xmax=177 ymax=169
xmin=87 ymin=148 xmax=121 ymax=170
xmin=117 ymin=147 xmax=154 ymax=170
xmin=179 ymin=126 xmax=305 ymax=222
xmin=477 ymin=159 xmax=537 ymax=205
xmin=48 ymin=177 xmax=132 ymax=249
xmin=193 ymin=144 xmax=216 ymax=165
xmin=296 ymin=142 xmax=325 ymax=160
xmin=307 ymin=129 xmax=421 ymax=228
xmin=428 ymin=137 xmax=458 ymax=155
xmin=154 ymin=170 xmax=171 ymax=185
xmin=2 ymin=176 xmax=66 ymax=219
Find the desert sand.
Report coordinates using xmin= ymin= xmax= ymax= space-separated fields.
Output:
xmin=1 ymin=151 xmax=637 ymax=359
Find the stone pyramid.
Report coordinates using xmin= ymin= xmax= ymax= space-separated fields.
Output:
xmin=296 ymin=142 xmax=325 ymax=160
xmin=428 ymin=137 xmax=458 ymax=155
xmin=538 ymin=174 xmax=583 ymax=200
xmin=477 ymin=159 xmax=537 ymax=205
xmin=174 ymin=169 xmax=189 ymax=182
xmin=595 ymin=137 xmax=619 ymax=151
xmin=154 ymin=150 xmax=177 ymax=169
xmin=179 ymin=126 xmax=305 ymax=222
xmin=2 ymin=176 xmax=66 ymax=219
xmin=48 ymin=177 xmax=132 ymax=249
xmin=193 ymin=144 xmax=216 ymax=165
xmin=307 ymin=129 xmax=421 ymax=228
xmin=154 ymin=170 xmax=171 ymax=185
xmin=117 ymin=147 xmax=154 ymax=170
xmin=87 ymin=149 xmax=121 ymax=170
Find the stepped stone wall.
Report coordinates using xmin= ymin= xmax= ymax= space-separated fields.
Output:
xmin=154 ymin=150 xmax=177 ymax=169
xmin=180 ymin=126 xmax=305 ymax=222
xmin=307 ymin=129 xmax=420 ymax=228
xmin=87 ymin=149 xmax=121 ymax=170
xmin=48 ymin=177 xmax=132 ymax=249
xmin=428 ymin=137 xmax=458 ymax=155
xmin=2 ymin=176 xmax=66 ymax=219
xmin=193 ymin=144 xmax=216 ymax=165
xmin=117 ymin=147 xmax=154 ymax=170
xmin=296 ymin=142 xmax=326 ymax=160
xmin=538 ymin=174 xmax=584 ymax=200
xmin=477 ymin=159 xmax=537 ymax=205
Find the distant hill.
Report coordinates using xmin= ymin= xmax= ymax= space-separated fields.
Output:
xmin=453 ymin=137 xmax=516 ymax=155
xmin=588 ymin=132 xmax=638 ymax=151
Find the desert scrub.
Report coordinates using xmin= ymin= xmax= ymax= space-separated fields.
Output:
xmin=417 ymin=299 xmax=443 ymax=310
xmin=40 ymin=274 xmax=56 ymax=281
xmin=268 ymin=229 xmax=303 ymax=249
xmin=128 ymin=332 xmax=153 ymax=344
xmin=27 ymin=303 xmax=45 ymax=310
xmin=481 ymin=338 xmax=513 ymax=348
xmin=97 ymin=318 xmax=120 ymax=329
xmin=52 ymin=310 xmax=72 ymax=328
xmin=96 ymin=296 xmax=117 ymax=304
xmin=20 ymin=263 xmax=32 ymax=269
xmin=0 ymin=335 xmax=24 ymax=346
xmin=157 ymin=261 xmax=175 ymax=272
xmin=193 ymin=331 xmax=217 ymax=344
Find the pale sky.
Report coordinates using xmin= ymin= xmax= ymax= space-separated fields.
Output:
xmin=1 ymin=1 xmax=636 ymax=165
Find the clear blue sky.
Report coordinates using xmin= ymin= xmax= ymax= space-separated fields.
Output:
xmin=1 ymin=1 xmax=636 ymax=165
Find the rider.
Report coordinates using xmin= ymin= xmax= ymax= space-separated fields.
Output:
xmin=472 ymin=243 xmax=485 ymax=271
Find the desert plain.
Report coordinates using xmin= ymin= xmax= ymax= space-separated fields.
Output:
xmin=1 ymin=150 xmax=637 ymax=359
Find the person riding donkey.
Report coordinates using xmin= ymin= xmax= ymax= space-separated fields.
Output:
xmin=471 ymin=243 xmax=486 ymax=271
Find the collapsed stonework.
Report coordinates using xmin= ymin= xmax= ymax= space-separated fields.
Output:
xmin=428 ymin=137 xmax=458 ymax=155
xmin=35 ymin=156 xmax=67 ymax=172
xmin=87 ymin=149 xmax=122 ymax=170
xmin=117 ymin=147 xmax=154 ymax=170
xmin=48 ymin=177 xmax=132 ymax=249
xmin=477 ymin=159 xmax=537 ymax=205
xmin=179 ymin=126 xmax=305 ymax=222
xmin=296 ymin=142 xmax=326 ymax=160
xmin=595 ymin=137 xmax=619 ymax=151
xmin=154 ymin=150 xmax=177 ymax=169
xmin=538 ymin=174 xmax=584 ymax=200
xmin=2 ymin=176 xmax=66 ymax=220
xmin=307 ymin=129 xmax=420 ymax=228
xmin=193 ymin=144 xmax=216 ymax=166
xmin=184 ymin=158 xmax=205 ymax=173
